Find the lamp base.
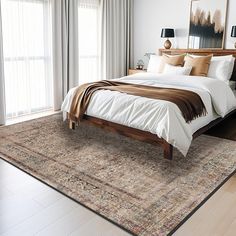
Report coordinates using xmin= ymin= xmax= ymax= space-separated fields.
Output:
xmin=164 ymin=39 xmax=172 ymax=49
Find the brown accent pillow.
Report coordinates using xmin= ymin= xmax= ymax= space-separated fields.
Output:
xmin=158 ymin=54 xmax=185 ymax=73
xmin=184 ymin=55 xmax=213 ymax=77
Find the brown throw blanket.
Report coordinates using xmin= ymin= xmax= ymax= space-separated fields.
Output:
xmin=69 ymin=80 xmax=207 ymax=123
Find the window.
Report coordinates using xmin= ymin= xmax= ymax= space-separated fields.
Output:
xmin=78 ymin=0 xmax=100 ymax=84
xmin=1 ymin=0 xmax=53 ymax=119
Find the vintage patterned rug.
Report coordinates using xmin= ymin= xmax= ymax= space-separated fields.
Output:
xmin=1 ymin=113 xmax=236 ymax=236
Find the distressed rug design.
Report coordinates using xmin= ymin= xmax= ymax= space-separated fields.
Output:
xmin=1 ymin=113 xmax=236 ymax=236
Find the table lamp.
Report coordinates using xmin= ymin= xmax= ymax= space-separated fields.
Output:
xmin=231 ymin=26 xmax=236 ymax=48
xmin=161 ymin=28 xmax=175 ymax=49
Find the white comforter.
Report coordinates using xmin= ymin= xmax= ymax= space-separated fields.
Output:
xmin=61 ymin=73 xmax=236 ymax=156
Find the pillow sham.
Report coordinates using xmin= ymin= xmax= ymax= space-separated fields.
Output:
xmin=184 ymin=55 xmax=212 ymax=77
xmin=163 ymin=64 xmax=192 ymax=76
xmin=210 ymin=55 xmax=234 ymax=62
xmin=158 ymin=54 xmax=185 ymax=73
xmin=147 ymin=55 xmax=162 ymax=73
xmin=208 ymin=56 xmax=235 ymax=82
xmin=188 ymin=54 xmax=235 ymax=81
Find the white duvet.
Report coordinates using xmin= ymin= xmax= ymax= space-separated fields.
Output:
xmin=61 ymin=73 xmax=236 ymax=156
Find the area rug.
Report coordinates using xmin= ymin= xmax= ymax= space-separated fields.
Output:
xmin=1 ymin=113 xmax=236 ymax=236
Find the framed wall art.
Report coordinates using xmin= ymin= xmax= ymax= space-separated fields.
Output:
xmin=188 ymin=0 xmax=228 ymax=49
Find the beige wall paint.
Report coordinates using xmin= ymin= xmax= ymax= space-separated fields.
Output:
xmin=134 ymin=0 xmax=236 ymax=66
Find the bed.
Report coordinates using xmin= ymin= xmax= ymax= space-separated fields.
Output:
xmin=62 ymin=49 xmax=236 ymax=160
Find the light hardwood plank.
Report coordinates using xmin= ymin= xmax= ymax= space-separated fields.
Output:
xmin=32 ymin=189 xmax=63 ymax=208
xmin=36 ymin=207 xmax=95 ymax=236
xmin=0 ymin=187 xmax=13 ymax=200
xmin=174 ymin=175 xmax=236 ymax=236
xmin=69 ymin=215 xmax=128 ymax=236
xmin=0 ymin=196 xmax=43 ymax=234
xmin=1 ymin=198 xmax=78 ymax=236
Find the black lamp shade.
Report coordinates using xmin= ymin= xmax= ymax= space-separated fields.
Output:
xmin=161 ymin=28 xmax=175 ymax=38
xmin=231 ymin=26 xmax=236 ymax=37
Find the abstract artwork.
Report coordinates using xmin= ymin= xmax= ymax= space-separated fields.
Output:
xmin=188 ymin=0 xmax=228 ymax=49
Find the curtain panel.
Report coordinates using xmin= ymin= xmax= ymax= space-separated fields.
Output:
xmin=51 ymin=0 xmax=79 ymax=110
xmin=100 ymin=0 xmax=134 ymax=80
xmin=0 ymin=1 xmax=5 ymax=125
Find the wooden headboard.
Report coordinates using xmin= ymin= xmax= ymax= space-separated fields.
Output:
xmin=159 ymin=49 xmax=236 ymax=81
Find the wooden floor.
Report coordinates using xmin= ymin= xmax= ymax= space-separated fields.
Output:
xmin=1 ymin=115 xmax=236 ymax=235
xmin=0 ymin=159 xmax=130 ymax=236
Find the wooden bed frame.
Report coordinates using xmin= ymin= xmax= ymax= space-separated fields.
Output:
xmin=69 ymin=49 xmax=236 ymax=160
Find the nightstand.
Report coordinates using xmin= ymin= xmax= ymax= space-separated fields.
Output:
xmin=128 ymin=69 xmax=147 ymax=75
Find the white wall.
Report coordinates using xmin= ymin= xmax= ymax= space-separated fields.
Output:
xmin=134 ymin=0 xmax=236 ymax=66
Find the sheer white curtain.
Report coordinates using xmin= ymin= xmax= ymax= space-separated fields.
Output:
xmin=1 ymin=0 xmax=53 ymax=119
xmin=78 ymin=0 xmax=100 ymax=84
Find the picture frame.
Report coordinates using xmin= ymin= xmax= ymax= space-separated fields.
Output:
xmin=188 ymin=0 xmax=228 ymax=49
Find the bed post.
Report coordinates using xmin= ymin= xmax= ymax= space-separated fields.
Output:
xmin=69 ymin=120 xmax=76 ymax=130
xmin=163 ymin=142 xmax=173 ymax=160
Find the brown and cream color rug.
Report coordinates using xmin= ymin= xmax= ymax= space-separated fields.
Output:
xmin=1 ymin=113 xmax=236 ymax=236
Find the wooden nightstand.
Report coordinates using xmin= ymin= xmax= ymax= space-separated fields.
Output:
xmin=128 ymin=69 xmax=147 ymax=75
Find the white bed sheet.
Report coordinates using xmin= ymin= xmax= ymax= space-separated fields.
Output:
xmin=62 ymin=73 xmax=236 ymax=156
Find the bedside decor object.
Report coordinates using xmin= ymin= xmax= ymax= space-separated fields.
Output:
xmin=128 ymin=69 xmax=147 ymax=75
xmin=161 ymin=28 xmax=175 ymax=49
xmin=188 ymin=0 xmax=228 ymax=49
xmin=136 ymin=59 xmax=145 ymax=70
xmin=231 ymin=26 xmax=236 ymax=48
xmin=144 ymin=52 xmax=156 ymax=60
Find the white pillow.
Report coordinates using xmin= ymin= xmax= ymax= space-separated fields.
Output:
xmin=208 ymin=59 xmax=234 ymax=82
xmin=163 ymin=64 xmax=192 ymax=76
xmin=208 ymin=55 xmax=235 ymax=82
xmin=147 ymin=55 xmax=162 ymax=73
xmin=211 ymin=55 xmax=234 ymax=62
xmin=188 ymin=54 xmax=235 ymax=82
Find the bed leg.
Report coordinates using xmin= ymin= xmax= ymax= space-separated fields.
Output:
xmin=163 ymin=142 xmax=173 ymax=160
xmin=69 ymin=120 xmax=76 ymax=130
